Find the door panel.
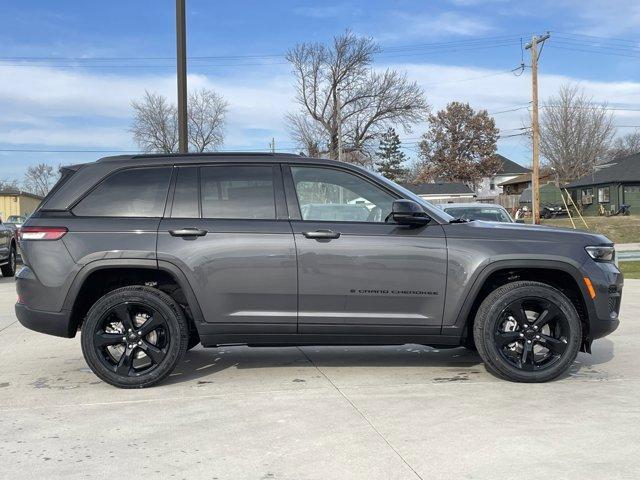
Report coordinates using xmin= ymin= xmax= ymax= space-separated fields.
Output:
xmin=157 ymin=219 xmax=297 ymax=331
xmin=293 ymin=221 xmax=447 ymax=333
xmin=286 ymin=165 xmax=447 ymax=334
xmin=157 ymin=164 xmax=297 ymax=334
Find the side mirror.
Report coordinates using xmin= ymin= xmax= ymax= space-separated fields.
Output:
xmin=389 ymin=199 xmax=430 ymax=226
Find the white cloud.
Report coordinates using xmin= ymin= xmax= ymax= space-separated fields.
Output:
xmin=0 ymin=59 xmax=638 ymax=173
xmin=0 ymin=64 xmax=295 ymax=151
xmin=293 ymin=5 xmax=361 ymax=19
xmin=378 ymin=12 xmax=493 ymax=42
xmin=380 ymin=62 xmax=640 ymax=161
xmin=555 ymin=0 xmax=640 ymax=36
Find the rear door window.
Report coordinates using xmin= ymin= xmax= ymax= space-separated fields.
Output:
xmin=73 ymin=167 xmax=171 ymax=217
xmin=200 ymin=165 xmax=276 ymax=219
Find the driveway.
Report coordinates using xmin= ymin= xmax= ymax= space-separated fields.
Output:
xmin=1 ymin=276 xmax=638 ymax=479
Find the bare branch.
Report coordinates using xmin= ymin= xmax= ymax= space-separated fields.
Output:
xmin=23 ymin=163 xmax=59 ymax=197
xmin=285 ymin=30 xmax=429 ymax=162
xmin=539 ymin=84 xmax=615 ymax=183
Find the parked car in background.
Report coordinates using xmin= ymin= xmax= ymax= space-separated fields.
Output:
xmin=4 ymin=215 xmax=27 ymax=232
xmin=540 ymin=204 xmax=567 ymax=219
xmin=440 ymin=203 xmax=516 ymax=223
xmin=0 ymin=217 xmax=17 ymax=277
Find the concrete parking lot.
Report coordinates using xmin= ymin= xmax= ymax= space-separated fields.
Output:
xmin=1 ymin=277 xmax=639 ymax=480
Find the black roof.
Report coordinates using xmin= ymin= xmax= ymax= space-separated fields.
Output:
xmin=400 ymin=182 xmax=475 ymax=195
xmin=494 ymin=154 xmax=530 ymax=175
xmin=567 ymin=153 xmax=640 ymax=188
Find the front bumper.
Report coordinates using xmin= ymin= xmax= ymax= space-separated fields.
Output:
xmin=584 ymin=260 xmax=623 ymax=341
xmin=15 ymin=302 xmax=74 ymax=338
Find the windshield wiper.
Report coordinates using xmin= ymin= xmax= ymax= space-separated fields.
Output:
xmin=449 ymin=217 xmax=472 ymax=223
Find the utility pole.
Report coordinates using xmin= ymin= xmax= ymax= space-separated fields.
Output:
xmin=336 ymin=87 xmax=343 ymax=162
xmin=269 ymin=137 xmax=275 ymax=154
xmin=525 ymin=32 xmax=550 ymax=224
xmin=176 ymin=0 xmax=188 ymax=153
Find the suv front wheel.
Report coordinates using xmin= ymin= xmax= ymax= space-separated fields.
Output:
xmin=81 ymin=286 xmax=189 ymax=388
xmin=474 ymin=281 xmax=582 ymax=382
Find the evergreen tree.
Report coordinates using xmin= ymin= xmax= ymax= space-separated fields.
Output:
xmin=376 ymin=128 xmax=408 ymax=182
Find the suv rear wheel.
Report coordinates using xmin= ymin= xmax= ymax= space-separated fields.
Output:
xmin=473 ymin=281 xmax=581 ymax=382
xmin=81 ymin=286 xmax=189 ymax=388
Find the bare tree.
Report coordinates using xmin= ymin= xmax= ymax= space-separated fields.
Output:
xmin=0 ymin=179 xmax=20 ymax=190
xmin=131 ymin=91 xmax=178 ymax=153
xmin=609 ymin=129 xmax=640 ymax=159
xmin=285 ymin=112 xmax=325 ymax=157
xmin=416 ymin=102 xmax=500 ymax=188
xmin=23 ymin=163 xmax=58 ymax=197
xmin=131 ymin=89 xmax=227 ymax=154
xmin=188 ymin=89 xmax=228 ymax=152
xmin=286 ymin=30 xmax=429 ymax=162
xmin=539 ymin=84 xmax=615 ymax=183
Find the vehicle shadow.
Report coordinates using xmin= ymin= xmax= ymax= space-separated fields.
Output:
xmin=164 ymin=344 xmax=485 ymax=385
xmin=165 ymin=339 xmax=617 ymax=385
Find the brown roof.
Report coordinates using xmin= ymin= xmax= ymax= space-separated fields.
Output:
xmin=498 ymin=172 xmax=552 ymax=187
xmin=0 ymin=188 xmax=44 ymax=201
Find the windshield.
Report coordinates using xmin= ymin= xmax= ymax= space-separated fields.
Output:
xmin=367 ymin=170 xmax=455 ymax=223
xmin=443 ymin=206 xmax=513 ymax=223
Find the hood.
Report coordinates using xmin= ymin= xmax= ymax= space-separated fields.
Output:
xmin=447 ymin=220 xmax=613 ymax=247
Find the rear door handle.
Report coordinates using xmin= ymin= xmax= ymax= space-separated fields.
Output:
xmin=302 ymin=229 xmax=341 ymax=240
xmin=169 ymin=228 xmax=208 ymax=237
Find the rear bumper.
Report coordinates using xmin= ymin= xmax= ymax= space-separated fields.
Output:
xmin=15 ymin=303 xmax=74 ymax=338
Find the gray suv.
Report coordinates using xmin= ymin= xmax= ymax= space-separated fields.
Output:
xmin=15 ymin=153 xmax=622 ymax=388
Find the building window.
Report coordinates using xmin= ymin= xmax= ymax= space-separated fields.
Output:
xmin=581 ymin=188 xmax=593 ymax=205
xmin=598 ymin=186 xmax=610 ymax=203
xmin=489 ymin=178 xmax=496 ymax=191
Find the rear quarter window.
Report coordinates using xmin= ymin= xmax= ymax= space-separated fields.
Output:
xmin=72 ymin=167 xmax=171 ymax=217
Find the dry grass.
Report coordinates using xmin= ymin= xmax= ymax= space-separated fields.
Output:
xmin=620 ymin=261 xmax=640 ymax=279
xmin=541 ymin=215 xmax=640 ymax=244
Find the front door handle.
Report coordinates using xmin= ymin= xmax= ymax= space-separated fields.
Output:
xmin=169 ymin=228 xmax=208 ymax=237
xmin=302 ymin=229 xmax=341 ymax=240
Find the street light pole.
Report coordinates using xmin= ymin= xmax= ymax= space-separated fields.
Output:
xmin=176 ymin=0 xmax=188 ymax=153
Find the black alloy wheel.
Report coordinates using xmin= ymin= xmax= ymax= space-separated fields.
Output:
xmin=92 ymin=302 xmax=170 ymax=377
xmin=474 ymin=281 xmax=581 ymax=382
xmin=81 ymin=286 xmax=189 ymax=388
xmin=493 ymin=298 xmax=570 ymax=372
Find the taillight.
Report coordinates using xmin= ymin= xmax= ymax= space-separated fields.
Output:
xmin=19 ymin=226 xmax=68 ymax=241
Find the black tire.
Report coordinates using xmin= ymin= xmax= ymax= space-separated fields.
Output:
xmin=473 ymin=281 xmax=581 ymax=383
xmin=1 ymin=244 xmax=17 ymax=277
xmin=81 ymin=286 xmax=189 ymax=388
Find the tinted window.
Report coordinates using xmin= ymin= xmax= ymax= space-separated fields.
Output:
xmin=73 ymin=167 xmax=171 ymax=217
xmin=291 ymin=166 xmax=395 ymax=223
xmin=200 ymin=166 xmax=275 ymax=219
xmin=171 ymin=167 xmax=199 ymax=218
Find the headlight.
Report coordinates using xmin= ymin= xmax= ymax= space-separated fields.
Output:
xmin=585 ymin=246 xmax=615 ymax=262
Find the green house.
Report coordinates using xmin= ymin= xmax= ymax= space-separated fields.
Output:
xmin=565 ymin=153 xmax=640 ymax=215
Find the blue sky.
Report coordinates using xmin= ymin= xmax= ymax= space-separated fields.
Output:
xmin=1 ymin=0 xmax=639 ymax=180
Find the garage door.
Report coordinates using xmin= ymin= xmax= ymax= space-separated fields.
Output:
xmin=623 ymin=185 xmax=640 ymax=208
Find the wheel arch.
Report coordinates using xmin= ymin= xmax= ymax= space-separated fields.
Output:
xmin=450 ymin=260 xmax=594 ymax=347
xmin=64 ymin=259 xmax=205 ymax=336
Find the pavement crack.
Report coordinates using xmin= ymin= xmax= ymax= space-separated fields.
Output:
xmin=0 ymin=320 xmax=17 ymax=335
xmin=296 ymin=347 xmax=424 ymax=480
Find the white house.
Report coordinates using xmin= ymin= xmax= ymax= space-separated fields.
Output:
xmin=476 ymin=154 xmax=530 ymax=201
